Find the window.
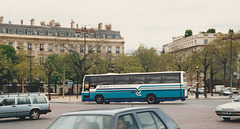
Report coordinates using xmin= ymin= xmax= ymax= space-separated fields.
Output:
xmin=2 ymin=98 xmax=15 ymax=106
xmin=146 ymin=74 xmax=161 ymax=84
xmin=17 ymin=29 xmax=23 ymax=34
xmin=30 ymin=96 xmax=47 ymax=104
xmin=88 ymin=46 xmax=92 ymax=53
xmin=90 ymin=77 xmax=97 ymax=88
xmin=60 ymin=45 xmax=64 ymax=52
xmin=48 ymin=31 xmax=53 ymax=36
xmin=162 ymin=73 xmax=180 ymax=83
xmin=27 ymin=30 xmax=32 ymax=35
xmin=115 ymin=75 xmax=129 ymax=84
xmin=49 ymin=44 xmax=53 ymax=52
xmin=97 ymin=46 xmax=101 ymax=53
xmin=17 ymin=97 xmax=30 ymax=105
xmin=137 ymin=112 xmax=166 ymax=129
xmin=18 ymin=43 xmax=23 ymax=49
xmin=28 ymin=43 xmax=32 ymax=50
xmin=116 ymin=47 xmax=120 ymax=53
xmin=8 ymin=29 xmax=13 ymax=34
xmin=40 ymin=44 xmax=44 ymax=51
xmin=9 ymin=42 xmax=13 ymax=46
xmin=39 ymin=31 xmax=44 ymax=36
xmin=59 ymin=32 xmax=64 ymax=37
xmin=69 ymin=45 xmax=73 ymax=51
xmin=118 ymin=114 xmax=138 ymax=129
xmin=204 ymin=39 xmax=208 ymax=44
xmin=80 ymin=46 xmax=84 ymax=53
xmin=108 ymin=46 xmax=112 ymax=53
xmin=130 ymin=75 xmax=145 ymax=84
xmin=98 ymin=76 xmax=114 ymax=85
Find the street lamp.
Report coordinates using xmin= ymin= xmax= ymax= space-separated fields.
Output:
xmin=222 ymin=29 xmax=240 ymax=98
xmin=196 ymin=66 xmax=199 ymax=99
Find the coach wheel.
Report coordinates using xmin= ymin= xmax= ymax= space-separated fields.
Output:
xmin=95 ymin=95 xmax=104 ymax=104
xmin=146 ymin=94 xmax=157 ymax=104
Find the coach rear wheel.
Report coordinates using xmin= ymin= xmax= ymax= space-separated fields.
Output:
xmin=146 ymin=94 xmax=157 ymax=104
xmin=95 ymin=95 xmax=104 ymax=104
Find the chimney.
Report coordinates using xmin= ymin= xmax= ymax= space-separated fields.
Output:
xmin=71 ymin=19 xmax=75 ymax=28
xmin=40 ymin=21 xmax=45 ymax=26
xmin=49 ymin=19 xmax=55 ymax=27
xmin=55 ymin=22 xmax=61 ymax=27
xmin=76 ymin=24 xmax=79 ymax=28
xmin=98 ymin=22 xmax=102 ymax=30
xmin=0 ymin=16 xmax=3 ymax=24
xmin=30 ymin=18 xmax=35 ymax=26
xmin=21 ymin=20 xmax=23 ymax=25
xmin=9 ymin=20 xmax=12 ymax=24
xmin=105 ymin=24 xmax=112 ymax=30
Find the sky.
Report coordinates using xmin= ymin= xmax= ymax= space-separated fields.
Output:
xmin=1 ymin=0 xmax=240 ymax=53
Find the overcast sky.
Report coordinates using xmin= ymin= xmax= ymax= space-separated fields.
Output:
xmin=1 ymin=0 xmax=240 ymax=52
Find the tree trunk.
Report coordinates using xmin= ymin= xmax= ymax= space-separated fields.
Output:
xmin=223 ymin=63 xmax=226 ymax=86
xmin=204 ymin=68 xmax=207 ymax=98
xmin=48 ymin=74 xmax=51 ymax=100
xmin=22 ymin=78 xmax=24 ymax=93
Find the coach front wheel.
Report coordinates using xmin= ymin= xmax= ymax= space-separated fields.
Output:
xmin=95 ymin=95 xmax=104 ymax=104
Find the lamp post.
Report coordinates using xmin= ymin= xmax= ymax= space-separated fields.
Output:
xmin=29 ymin=48 xmax=32 ymax=93
xmin=196 ymin=66 xmax=199 ymax=99
xmin=222 ymin=29 xmax=240 ymax=98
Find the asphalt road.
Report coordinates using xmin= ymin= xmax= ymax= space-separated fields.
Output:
xmin=0 ymin=97 xmax=240 ymax=129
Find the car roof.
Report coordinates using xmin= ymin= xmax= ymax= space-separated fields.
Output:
xmin=62 ymin=106 xmax=159 ymax=116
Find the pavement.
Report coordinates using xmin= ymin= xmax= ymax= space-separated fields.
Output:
xmin=49 ymin=93 xmax=239 ymax=103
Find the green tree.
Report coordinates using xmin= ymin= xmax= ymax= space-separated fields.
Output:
xmin=134 ymin=45 xmax=160 ymax=72
xmin=207 ymin=28 xmax=216 ymax=33
xmin=114 ymin=54 xmax=143 ymax=73
xmin=184 ymin=29 xmax=193 ymax=37
xmin=0 ymin=50 xmax=13 ymax=86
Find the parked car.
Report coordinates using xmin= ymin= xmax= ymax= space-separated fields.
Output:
xmin=198 ymin=88 xmax=204 ymax=94
xmin=215 ymin=96 xmax=240 ymax=120
xmin=226 ymin=87 xmax=239 ymax=94
xmin=0 ymin=93 xmax=51 ymax=120
xmin=219 ymin=89 xmax=231 ymax=96
xmin=232 ymin=95 xmax=240 ymax=102
xmin=48 ymin=107 xmax=179 ymax=129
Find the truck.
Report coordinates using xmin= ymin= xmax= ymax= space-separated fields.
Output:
xmin=214 ymin=85 xmax=225 ymax=93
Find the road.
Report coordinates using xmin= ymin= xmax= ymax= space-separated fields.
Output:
xmin=0 ymin=96 xmax=240 ymax=129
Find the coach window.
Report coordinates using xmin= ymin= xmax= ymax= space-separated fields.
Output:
xmin=90 ymin=77 xmax=97 ymax=88
xmin=130 ymin=75 xmax=145 ymax=84
xmin=115 ymin=75 xmax=129 ymax=84
xmin=162 ymin=73 xmax=180 ymax=83
xmin=98 ymin=76 xmax=114 ymax=85
xmin=146 ymin=74 xmax=161 ymax=84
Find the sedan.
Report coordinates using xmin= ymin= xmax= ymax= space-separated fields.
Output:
xmin=219 ymin=89 xmax=231 ymax=96
xmin=215 ymin=97 xmax=240 ymax=120
xmin=48 ymin=107 xmax=179 ymax=129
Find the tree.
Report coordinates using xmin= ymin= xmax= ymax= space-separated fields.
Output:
xmin=184 ymin=29 xmax=193 ymax=37
xmin=114 ymin=54 xmax=144 ymax=73
xmin=207 ymin=28 xmax=216 ymax=33
xmin=134 ymin=45 xmax=160 ymax=72
xmin=42 ymin=54 xmax=58 ymax=100
xmin=167 ymin=53 xmax=192 ymax=72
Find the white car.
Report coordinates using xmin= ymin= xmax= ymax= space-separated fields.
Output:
xmin=215 ymin=96 xmax=240 ymax=120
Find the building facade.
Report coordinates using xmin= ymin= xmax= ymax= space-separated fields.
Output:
xmin=165 ymin=32 xmax=217 ymax=54
xmin=0 ymin=17 xmax=125 ymax=62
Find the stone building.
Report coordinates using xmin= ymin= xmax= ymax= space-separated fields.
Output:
xmin=0 ymin=16 xmax=125 ymax=63
xmin=165 ymin=32 xmax=217 ymax=54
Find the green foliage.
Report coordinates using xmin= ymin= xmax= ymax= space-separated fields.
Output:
xmin=207 ymin=28 xmax=216 ymax=33
xmin=184 ymin=29 xmax=193 ymax=37
xmin=134 ymin=45 xmax=160 ymax=72
xmin=0 ymin=50 xmax=13 ymax=83
xmin=0 ymin=45 xmax=19 ymax=64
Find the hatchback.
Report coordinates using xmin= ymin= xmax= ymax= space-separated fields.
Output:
xmin=48 ymin=106 xmax=179 ymax=129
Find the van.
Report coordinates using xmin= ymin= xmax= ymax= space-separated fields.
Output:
xmin=0 ymin=93 xmax=51 ymax=120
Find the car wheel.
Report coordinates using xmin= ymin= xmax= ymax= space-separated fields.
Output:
xmin=146 ymin=94 xmax=157 ymax=104
xmin=29 ymin=110 xmax=40 ymax=120
xmin=19 ymin=116 xmax=26 ymax=120
xmin=95 ymin=95 xmax=104 ymax=104
xmin=223 ymin=117 xmax=230 ymax=121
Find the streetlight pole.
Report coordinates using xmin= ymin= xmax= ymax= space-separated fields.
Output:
xmin=222 ymin=29 xmax=240 ymax=98
xmin=29 ymin=49 xmax=32 ymax=93
xmin=196 ymin=66 xmax=199 ymax=99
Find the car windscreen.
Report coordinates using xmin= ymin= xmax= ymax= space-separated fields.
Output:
xmin=48 ymin=115 xmax=112 ymax=129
